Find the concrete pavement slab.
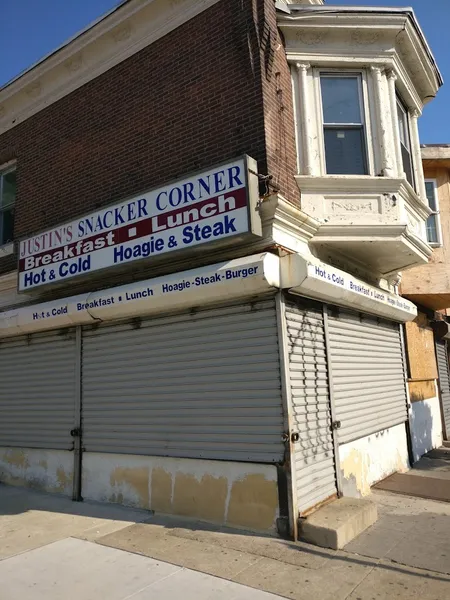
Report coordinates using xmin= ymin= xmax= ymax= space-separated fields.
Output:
xmin=0 ymin=537 xmax=283 ymax=600
xmin=346 ymin=560 xmax=450 ymax=600
xmin=385 ymin=536 xmax=450 ymax=575
xmin=343 ymin=490 xmax=450 ymax=575
xmin=233 ymin=554 xmax=375 ymax=600
xmin=130 ymin=566 xmax=282 ymax=600
xmin=343 ymin=524 xmax=406 ymax=559
xmin=98 ymin=519 xmax=335 ymax=570
xmin=0 ymin=483 xmax=149 ymax=559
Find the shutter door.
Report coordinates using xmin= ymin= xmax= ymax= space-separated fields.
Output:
xmin=436 ymin=341 xmax=450 ymax=440
xmin=327 ymin=308 xmax=408 ymax=444
xmin=82 ymin=299 xmax=283 ymax=462
xmin=0 ymin=330 xmax=77 ymax=450
xmin=285 ymin=297 xmax=337 ymax=513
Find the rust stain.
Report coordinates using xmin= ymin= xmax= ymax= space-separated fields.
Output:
xmin=408 ymin=380 xmax=436 ymax=402
xmin=55 ymin=467 xmax=72 ymax=493
xmin=340 ymin=449 xmax=367 ymax=497
xmin=151 ymin=468 xmax=173 ymax=514
xmin=227 ymin=474 xmax=278 ymax=530
xmin=3 ymin=449 xmax=30 ymax=469
xmin=110 ymin=467 xmax=149 ymax=508
xmin=173 ymin=472 xmax=227 ymax=522
xmin=38 ymin=459 xmax=48 ymax=469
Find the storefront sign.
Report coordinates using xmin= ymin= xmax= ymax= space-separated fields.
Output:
xmin=282 ymin=254 xmax=417 ymax=322
xmin=2 ymin=253 xmax=280 ymax=337
xmin=18 ymin=157 xmax=261 ymax=291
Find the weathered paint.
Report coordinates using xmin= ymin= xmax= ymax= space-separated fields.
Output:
xmin=339 ymin=423 xmax=409 ymax=497
xmin=408 ymin=379 xmax=437 ymax=403
xmin=82 ymin=453 xmax=279 ymax=531
xmin=410 ymin=393 xmax=443 ymax=463
xmin=0 ymin=448 xmax=73 ymax=495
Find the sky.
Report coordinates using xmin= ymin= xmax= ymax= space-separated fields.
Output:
xmin=0 ymin=0 xmax=448 ymax=143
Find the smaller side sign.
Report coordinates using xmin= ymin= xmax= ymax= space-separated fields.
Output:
xmin=18 ymin=156 xmax=261 ymax=292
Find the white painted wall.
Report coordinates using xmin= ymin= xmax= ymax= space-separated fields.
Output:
xmin=409 ymin=395 xmax=443 ymax=463
xmin=339 ymin=423 xmax=410 ymax=497
xmin=0 ymin=447 xmax=73 ymax=495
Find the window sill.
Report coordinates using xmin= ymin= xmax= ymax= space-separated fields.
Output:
xmin=0 ymin=243 xmax=14 ymax=257
xmin=428 ymin=242 xmax=443 ymax=248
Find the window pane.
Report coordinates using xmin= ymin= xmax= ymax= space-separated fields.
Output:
xmin=324 ymin=127 xmax=367 ymax=175
xmin=426 ymin=214 xmax=439 ymax=244
xmin=0 ymin=207 xmax=14 ymax=245
xmin=1 ymin=170 xmax=16 ymax=209
xmin=401 ymin=144 xmax=414 ymax=187
xmin=321 ymin=77 xmax=362 ymax=124
xmin=425 ymin=181 xmax=437 ymax=211
xmin=397 ymin=103 xmax=408 ymax=147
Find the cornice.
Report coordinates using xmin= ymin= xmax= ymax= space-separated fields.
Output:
xmin=295 ymin=175 xmax=406 ymax=194
xmin=0 ymin=0 xmax=220 ymax=135
xmin=279 ymin=11 xmax=441 ymax=106
xmin=260 ymin=194 xmax=320 ymax=244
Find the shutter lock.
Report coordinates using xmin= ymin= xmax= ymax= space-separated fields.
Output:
xmin=70 ymin=428 xmax=81 ymax=438
xmin=332 ymin=421 xmax=341 ymax=430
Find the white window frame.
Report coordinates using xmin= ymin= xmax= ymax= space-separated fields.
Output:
xmin=424 ymin=178 xmax=442 ymax=247
xmin=315 ymin=69 xmax=374 ymax=177
xmin=0 ymin=161 xmax=16 ymax=254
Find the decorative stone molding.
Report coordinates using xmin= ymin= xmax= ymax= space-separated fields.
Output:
xmin=25 ymin=81 xmax=41 ymax=99
xmin=350 ymin=30 xmax=379 ymax=46
xmin=111 ymin=22 xmax=133 ymax=43
xmin=65 ymin=54 xmax=83 ymax=73
xmin=295 ymin=30 xmax=326 ymax=46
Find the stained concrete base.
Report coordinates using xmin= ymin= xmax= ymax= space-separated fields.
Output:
xmin=299 ymin=498 xmax=378 ymax=550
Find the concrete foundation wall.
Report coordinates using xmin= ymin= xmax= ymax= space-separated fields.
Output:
xmin=0 ymin=448 xmax=73 ymax=495
xmin=82 ymin=453 xmax=279 ymax=532
xmin=410 ymin=394 xmax=443 ymax=463
xmin=339 ymin=423 xmax=410 ymax=497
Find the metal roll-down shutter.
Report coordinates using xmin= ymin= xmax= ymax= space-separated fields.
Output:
xmin=0 ymin=330 xmax=77 ymax=449
xmin=285 ymin=297 xmax=337 ymax=513
xmin=327 ymin=308 xmax=408 ymax=444
xmin=82 ymin=298 xmax=284 ymax=462
xmin=436 ymin=340 xmax=450 ymax=440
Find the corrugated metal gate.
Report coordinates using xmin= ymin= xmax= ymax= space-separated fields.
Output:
xmin=81 ymin=299 xmax=284 ymax=463
xmin=0 ymin=330 xmax=77 ymax=450
xmin=435 ymin=340 xmax=450 ymax=440
xmin=284 ymin=296 xmax=338 ymax=513
xmin=326 ymin=307 xmax=408 ymax=444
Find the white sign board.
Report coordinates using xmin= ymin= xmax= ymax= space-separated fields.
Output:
xmin=18 ymin=157 xmax=261 ymax=291
xmin=3 ymin=253 xmax=280 ymax=337
xmin=281 ymin=254 xmax=417 ymax=322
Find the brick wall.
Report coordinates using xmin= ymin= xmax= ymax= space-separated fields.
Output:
xmin=0 ymin=0 xmax=299 ymax=281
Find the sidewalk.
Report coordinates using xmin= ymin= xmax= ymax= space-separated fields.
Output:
xmin=0 ymin=482 xmax=449 ymax=599
xmin=375 ymin=447 xmax=450 ymax=502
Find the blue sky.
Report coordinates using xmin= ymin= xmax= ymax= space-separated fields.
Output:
xmin=0 ymin=0 xmax=448 ymax=143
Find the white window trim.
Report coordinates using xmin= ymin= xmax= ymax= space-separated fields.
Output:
xmin=0 ymin=161 xmax=17 ymax=254
xmin=425 ymin=178 xmax=442 ymax=247
xmin=314 ymin=68 xmax=375 ymax=177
